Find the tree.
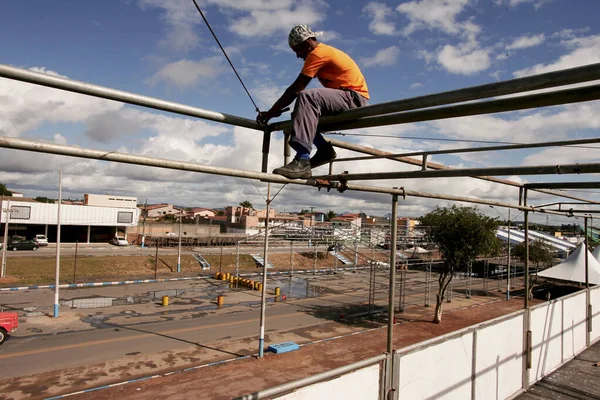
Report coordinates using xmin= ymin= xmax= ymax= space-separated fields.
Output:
xmin=0 ymin=184 xmax=12 ymax=196
xmin=513 ymin=240 xmax=555 ymax=299
xmin=326 ymin=210 xmax=337 ymax=221
xmin=35 ymin=196 xmax=55 ymax=204
xmin=420 ymin=206 xmax=499 ymax=323
xmin=239 ymin=200 xmax=253 ymax=209
xmin=158 ymin=214 xmax=177 ymax=222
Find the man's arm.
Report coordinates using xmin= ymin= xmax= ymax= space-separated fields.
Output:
xmin=257 ymin=74 xmax=312 ymax=124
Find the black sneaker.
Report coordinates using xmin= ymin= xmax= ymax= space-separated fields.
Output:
xmin=273 ymin=157 xmax=312 ymax=179
xmin=310 ymin=143 xmax=337 ymax=168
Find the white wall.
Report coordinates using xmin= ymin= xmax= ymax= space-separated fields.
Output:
xmin=397 ymin=332 xmax=473 ymax=399
xmin=529 ymin=299 xmax=564 ymax=383
xmin=274 ymin=364 xmax=381 ymax=400
xmin=561 ymin=291 xmax=587 ymax=360
xmin=474 ymin=313 xmax=524 ymax=400
xmin=591 ymin=285 xmax=600 ymax=343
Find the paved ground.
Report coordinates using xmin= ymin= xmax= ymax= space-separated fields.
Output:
xmin=0 ymin=268 xmax=519 ymax=399
xmin=517 ymin=340 xmax=600 ymax=399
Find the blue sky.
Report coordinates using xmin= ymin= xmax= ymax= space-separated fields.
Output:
xmin=0 ymin=0 xmax=599 ymax=222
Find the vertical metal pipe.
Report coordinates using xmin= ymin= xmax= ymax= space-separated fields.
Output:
xmin=507 ymin=208 xmax=511 ymax=300
xmin=258 ymin=183 xmax=271 ymax=358
xmin=261 ymin=130 xmax=271 ymax=173
xmin=290 ymin=240 xmax=294 ymax=278
xmin=73 ymin=241 xmax=78 ymax=284
xmin=585 ymin=217 xmax=590 ymax=346
xmin=387 ymin=194 xmax=399 ymax=395
xmin=524 ymin=190 xmax=529 ymax=310
xmin=236 ymin=242 xmax=240 ymax=288
xmin=354 ymin=240 xmax=359 ymax=272
xmin=388 ymin=194 xmax=398 ymax=354
xmin=177 ymin=208 xmax=182 ymax=273
xmin=313 ymin=244 xmax=317 ymax=276
xmin=284 ymin=130 xmax=291 ymax=166
xmin=54 ymin=170 xmax=62 ymax=318
xmin=1 ymin=198 xmax=8 ymax=278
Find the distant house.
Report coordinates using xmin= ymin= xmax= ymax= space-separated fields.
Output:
xmin=144 ymin=203 xmax=182 ymax=219
xmin=188 ymin=207 xmax=217 ymax=219
xmin=8 ymin=190 xmax=23 ymax=198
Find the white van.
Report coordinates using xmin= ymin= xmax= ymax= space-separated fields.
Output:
xmin=34 ymin=234 xmax=49 ymax=246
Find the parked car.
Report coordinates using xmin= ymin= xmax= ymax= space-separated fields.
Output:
xmin=7 ymin=238 xmax=38 ymax=251
xmin=33 ymin=234 xmax=49 ymax=246
xmin=111 ymin=236 xmax=128 ymax=246
xmin=0 ymin=312 xmax=19 ymax=344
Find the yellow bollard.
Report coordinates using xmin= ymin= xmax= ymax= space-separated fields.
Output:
xmin=220 ymin=274 xmax=227 ymax=281
xmin=215 ymin=272 xmax=221 ymax=280
xmin=258 ymin=283 xmax=263 ymax=291
xmin=162 ymin=296 xmax=169 ymax=306
xmin=217 ymin=295 xmax=224 ymax=306
xmin=254 ymin=282 xmax=259 ymax=290
xmin=275 ymin=287 xmax=281 ymax=296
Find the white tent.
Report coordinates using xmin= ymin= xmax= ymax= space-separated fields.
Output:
xmin=592 ymin=246 xmax=600 ymax=263
xmin=538 ymin=244 xmax=600 ymax=285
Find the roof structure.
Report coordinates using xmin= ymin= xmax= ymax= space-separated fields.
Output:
xmin=538 ymin=244 xmax=600 ymax=284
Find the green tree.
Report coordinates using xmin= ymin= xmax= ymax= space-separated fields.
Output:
xmin=326 ymin=210 xmax=337 ymax=221
xmin=420 ymin=206 xmax=499 ymax=323
xmin=35 ymin=196 xmax=55 ymax=204
xmin=513 ymin=240 xmax=555 ymax=299
xmin=158 ymin=214 xmax=177 ymax=222
xmin=239 ymin=200 xmax=253 ymax=209
xmin=0 ymin=183 xmax=12 ymax=196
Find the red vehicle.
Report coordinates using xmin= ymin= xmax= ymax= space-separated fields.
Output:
xmin=0 ymin=312 xmax=19 ymax=344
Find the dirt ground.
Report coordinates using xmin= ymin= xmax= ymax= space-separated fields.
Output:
xmin=47 ymin=295 xmax=536 ymax=400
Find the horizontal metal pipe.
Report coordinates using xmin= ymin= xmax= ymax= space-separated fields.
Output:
xmin=333 ymin=137 xmax=600 ymax=162
xmin=234 ymin=354 xmax=387 ymax=399
xmin=319 ymin=83 xmax=600 ymax=132
xmin=0 ymin=136 xmax=564 ymax=215
xmin=0 ymin=64 xmax=261 ymax=131
xmin=545 ymin=209 xmax=600 ymax=214
xmin=327 ymin=137 xmax=600 ymax=204
xmin=317 ymin=163 xmax=600 ymax=181
xmin=270 ymin=62 xmax=600 ymax=131
xmin=0 ymin=136 xmax=299 ymax=184
xmin=525 ymin=182 xmax=600 ymax=189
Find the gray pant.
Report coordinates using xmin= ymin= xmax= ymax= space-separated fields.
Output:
xmin=289 ymin=87 xmax=368 ymax=153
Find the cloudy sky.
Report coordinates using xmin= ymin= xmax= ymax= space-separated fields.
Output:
xmin=0 ymin=0 xmax=599 ymax=224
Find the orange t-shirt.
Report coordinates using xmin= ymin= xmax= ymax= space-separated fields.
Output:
xmin=301 ymin=43 xmax=369 ymax=100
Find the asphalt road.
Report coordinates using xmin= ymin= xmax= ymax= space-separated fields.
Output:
xmin=0 ymin=292 xmax=370 ymax=379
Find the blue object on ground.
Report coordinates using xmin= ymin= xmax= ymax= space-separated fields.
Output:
xmin=267 ymin=342 xmax=300 ymax=354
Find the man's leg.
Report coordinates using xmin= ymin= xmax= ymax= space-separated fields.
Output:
xmin=288 ymin=88 xmax=356 ymax=152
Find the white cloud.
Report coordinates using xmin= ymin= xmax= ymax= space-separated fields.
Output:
xmin=409 ymin=82 xmax=423 ymax=89
xmin=513 ymin=34 xmax=600 ymax=77
xmin=0 ymin=67 xmax=121 ymax=138
xmin=506 ymin=34 xmax=545 ymax=50
xmin=397 ymin=0 xmax=472 ymax=36
xmin=138 ymin=0 xmax=201 ymax=53
xmin=495 ymin=0 xmax=552 ymax=9
xmin=363 ymin=2 xmax=397 ymax=36
xmin=523 ymin=146 xmax=600 ymax=165
xmin=437 ymin=43 xmax=490 ymax=75
xmin=361 ymin=46 xmax=401 ymax=68
xmin=215 ymin=1 xmax=327 ymax=38
xmin=147 ymin=57 xmax=224 ymax=89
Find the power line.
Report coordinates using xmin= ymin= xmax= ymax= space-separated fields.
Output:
xmin=191 ymin=0 xmax=260 ymax=113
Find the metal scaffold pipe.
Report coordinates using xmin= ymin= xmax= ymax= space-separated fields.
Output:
xmin=317 ymin=162 xmax=600 ymax=182
xmin=326 ymin=137 xmax=600 ymax=204
xmin=0 ymin=135 xmax=574 ymax=215
xmin=269 ymin=62 xmax=600 ymax=131
xmin=0 ymin=64 xmax=261 ymax=131
xmin=317 ymin=84 xmax=600 ymax=132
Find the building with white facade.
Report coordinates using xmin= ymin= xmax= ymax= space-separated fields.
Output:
xmin=1 ymin=196 xmax=140 ymax=243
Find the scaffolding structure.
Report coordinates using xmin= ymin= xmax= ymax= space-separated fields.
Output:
xmin=2 ymin=61 xmax=600 ymax=394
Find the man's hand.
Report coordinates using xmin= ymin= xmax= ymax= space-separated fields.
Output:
xmin=256 ymin=109 xmax=283 ymax=125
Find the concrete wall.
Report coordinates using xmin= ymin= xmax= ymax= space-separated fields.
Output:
xmin=592 ymin=285 xmax=600 ymax=342
xmin=274 ymin=364 xmax=381 ymax=400
xmin=126 ymin=223 xmax=220 ymax=237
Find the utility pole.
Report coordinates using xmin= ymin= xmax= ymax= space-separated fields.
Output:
xmin=507 ymin=208 xmax=511 ymax=300
xmin=141 ymin=199 xmax=147 ymax=249
xmin=177 ymin=206 xmax=182 ymax=273
xmin=258 ymin=184 xmax=271 ymax=358
xmin=1 ymin=197 xmax=9 ymax=278
xmin=54 ymin=170 xmax=62 ymax=318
